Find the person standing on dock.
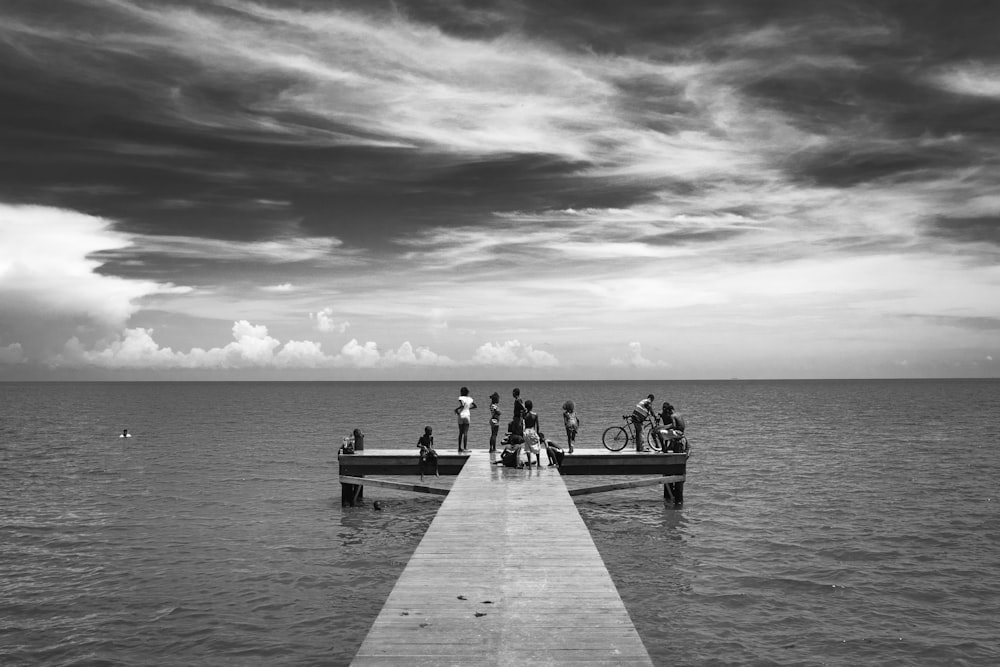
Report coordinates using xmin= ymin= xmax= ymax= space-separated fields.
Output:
xmin=562 ymin=400 xmax=578 ymax=454
xmin=632 ymin=394 xmax=655 ymax=452
xmin=455 ymin=386 xmax=476 ymax=453
xmin=511 ymin=387 xmax=525 ymax=436
xmin=522 ymin=400 xmax=542 ymax=467
xmin=488 ymin=392 xmax=501 ymax=452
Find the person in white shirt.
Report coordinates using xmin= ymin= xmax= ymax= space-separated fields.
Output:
xmin=455 ymin=386 xmax=477 ymax=453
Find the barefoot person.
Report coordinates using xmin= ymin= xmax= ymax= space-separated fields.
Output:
xmin=488 ymin=392 xmax=501 ymax=452
xmin=522 ymin=400 xmax=541 ymax=467
xmin=417 ymin=426 xmax=439 ymax=481
xmin=455 ymin=386 xmax=477 ymax=453
xmin=562 ymin=400 xmax=579 ymax=454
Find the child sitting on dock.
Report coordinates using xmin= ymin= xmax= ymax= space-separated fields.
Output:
xmin=540 ymin=433 xmax=564 ymax=467
xmin=494 ymin=429 xmax=523 ymax=467
xmin=417 ymin=426 xmax=439 ymax=481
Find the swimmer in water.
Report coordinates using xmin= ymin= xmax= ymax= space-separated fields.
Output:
xmin=120 ymin=429 xmax=131 ymax=438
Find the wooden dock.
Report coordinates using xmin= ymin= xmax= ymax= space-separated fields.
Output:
xmin=350 ymin=451 xmax=655 ymax=666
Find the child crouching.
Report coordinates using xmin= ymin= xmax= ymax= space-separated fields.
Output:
xmin=417 ymin=426 xmax=439 ymax=481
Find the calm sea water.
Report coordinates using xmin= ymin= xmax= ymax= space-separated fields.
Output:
xmin=1 ymin=380 xmax=998 ymax=666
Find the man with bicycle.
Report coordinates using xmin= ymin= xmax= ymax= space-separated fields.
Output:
xmin=656 ymin=402 xmax=687 ymax=453
xmin=631 ymin=394 xmax=656 ymax=452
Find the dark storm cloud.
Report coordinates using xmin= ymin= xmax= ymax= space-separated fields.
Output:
xmin=925 ymin=216 xmax=1000 ymax=246
xmin=787 ymin=143 xmax=973 ymax=188
xmin=0 ymin=1 xmax=1000 ymax=260
xmin=1 ymin=0 xmax=998 ymax=253
xmin=2 ymin=0 xmax=670 ymax=249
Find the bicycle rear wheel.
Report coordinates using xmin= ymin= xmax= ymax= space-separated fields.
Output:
xmin=602 ymin=426 xmax=629 ymax=451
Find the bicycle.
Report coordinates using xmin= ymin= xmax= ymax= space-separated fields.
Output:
xmin=602 ymin=414 xmax=663 ymax=452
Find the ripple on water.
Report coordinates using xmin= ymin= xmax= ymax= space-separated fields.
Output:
xmin=2 ymin=380 xmax=999 ymax=666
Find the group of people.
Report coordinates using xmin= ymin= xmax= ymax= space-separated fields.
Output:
xmin=416 ymin=387 xmax=581 ymax=476
xmin=631 ymin=393 xmax=688 ymax=453
xmin=453 ymin=386 xmax=580 ymax=456
xmin=415 ymin=387 xmax=686 ymax=479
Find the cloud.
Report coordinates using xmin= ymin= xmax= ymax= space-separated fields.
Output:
xmin=311 ymin=307 xmax=351 ymax=333
xmin=335 ymin=339 xmax=454 ymax=368
xmin=2 ymin=4 xmax=999 ymax=379
xmin=472 ymin=340 xmax=559 ymax=367
xmin=59 ymin=321 xmax=288 ymax=369
xmin=129 ymin=234 xmax=346 ymax=264
xmin=54 ymin=320 xmax=454 ymax=370
xmin=610 ymin=342 xmax=669 ymax=369
xmin=0 ymin=203 xmax=188 ymax=360
xmin=930 ymin=62 xmax=1000 ymax=99
xmin=0 ymin=340 xmax=25 ymax=364
xmin=335 ymin=339 xmax=380 ymax=368
xmin=382 ymin=341 xmax=454 ymax=367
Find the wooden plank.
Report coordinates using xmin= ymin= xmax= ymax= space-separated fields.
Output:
xmin=338 ymin=476 xmax=451 ymax=496
xmin=567 ymin=475 xmax=686 ymax=496
xmin=338 ymin=452 xmax=470 ymax=476
xmin=558 ymin=450 xmax=688 ymax=476
xmin=351 ymin=451 xmax=653 ymax=666
xmin=339 ymin=448 xmax=687 ymax=477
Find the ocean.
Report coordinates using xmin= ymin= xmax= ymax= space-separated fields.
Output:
xmin=1 ymin=379 xmax=998 ymax=666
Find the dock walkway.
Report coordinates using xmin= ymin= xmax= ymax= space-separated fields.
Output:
xmin=351 ymin=451 xmax=653 ymax=666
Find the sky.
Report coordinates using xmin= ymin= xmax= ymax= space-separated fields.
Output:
xmin=1 ymin=0 xmax=998 ymax=380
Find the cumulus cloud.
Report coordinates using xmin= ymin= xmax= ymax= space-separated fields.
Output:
xmin=0 ymin=340 xmax=26 ymax=364
xmin=610 ymin=342 xmax=669 ymax=369
xmin=472 ymin=340 xmax=559 ymax=367
xmin=54 ymin=320 xmax=454 ymax=370
xmin=0 ymin=203 xmax=188 ymax=361
xmin=311 ymin=307 xmax=351 ymax=333
xmin=383 ymin=341 xmax=454 ymax=366
xmin=335 ymin=339 xmax=454 ymax=367
xmin=59 ymin=321 xmax=288 ymax=369
xmin=261 ymin=283 xmax=295 ymax=292
xmin=336 ymin=339 xmax=380 ymax=368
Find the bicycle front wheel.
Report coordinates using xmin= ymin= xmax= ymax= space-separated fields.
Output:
xmin=602 ymin=426 xmax=629 ymax=451
xmin=646 ymin=427 xmax=662 ymax=452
